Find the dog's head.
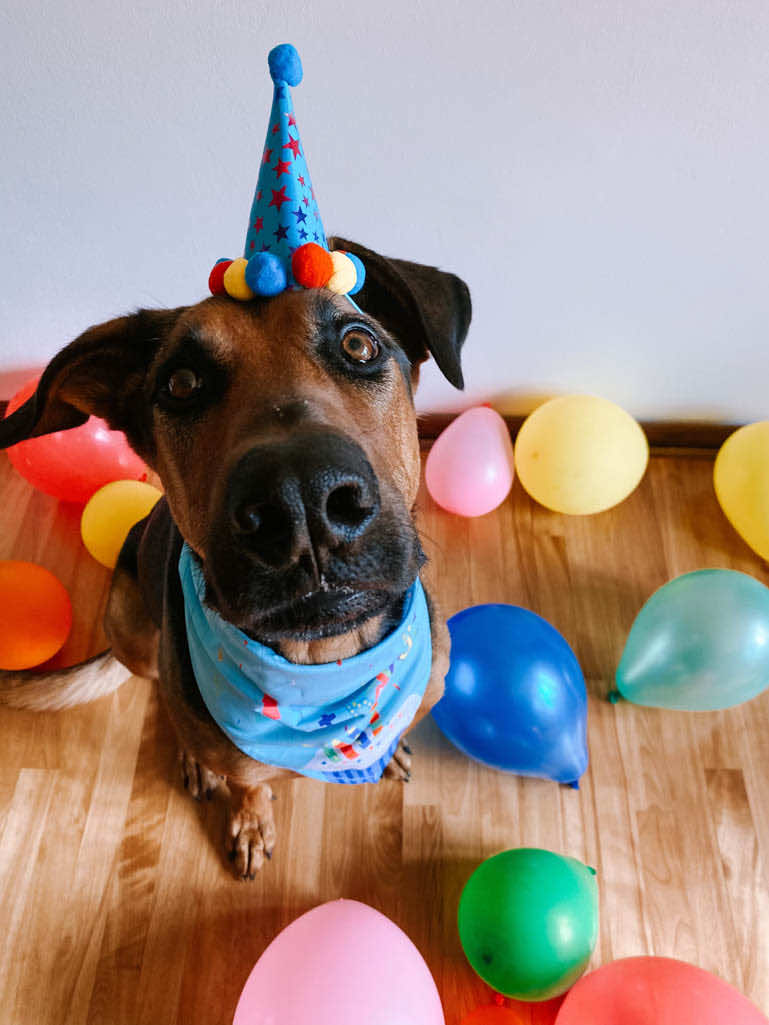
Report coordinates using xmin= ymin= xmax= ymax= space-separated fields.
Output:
xmin=0 ymin=240 xmax=470 ymax=647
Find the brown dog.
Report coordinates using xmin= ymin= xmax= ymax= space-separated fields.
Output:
xmin=0 ymin=237 xmax=471 ymax=877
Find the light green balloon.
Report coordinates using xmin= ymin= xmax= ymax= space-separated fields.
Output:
xmin=615 ymin=569 xmax=769 ymax=710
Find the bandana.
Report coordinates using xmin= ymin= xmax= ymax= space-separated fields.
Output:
xmin=179 ymin=545 xmax=432 ymax=784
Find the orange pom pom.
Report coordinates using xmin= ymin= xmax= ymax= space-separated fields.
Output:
xmin=292 ymin=243 xmax=334 ymax=288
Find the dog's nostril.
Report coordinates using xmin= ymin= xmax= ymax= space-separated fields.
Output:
xmin=325 ymin=484 xmax=372 ymax=529
xmin=234 ymin=502 xmax=289 ymax=540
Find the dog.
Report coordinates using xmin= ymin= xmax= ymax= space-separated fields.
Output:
xmin=0 ymin=238 xmax=471 ymax=878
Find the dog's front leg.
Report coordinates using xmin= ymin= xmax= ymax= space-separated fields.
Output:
xmin=225 ymin=780 xmax=278 ymax=879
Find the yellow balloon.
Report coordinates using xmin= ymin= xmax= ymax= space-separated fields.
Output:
xmin=81 ymin=480 xmax=163 ymax=568
xmin=714 ymin=422 xmax=769 ymax=561
xmin=514 ymin=395 xmax=649 ymax=515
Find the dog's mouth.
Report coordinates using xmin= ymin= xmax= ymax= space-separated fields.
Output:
xmin=242 ymin=582 xmax=395 ymax=641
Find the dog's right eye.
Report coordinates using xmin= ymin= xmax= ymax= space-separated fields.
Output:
xmin=160 ymin=368 xmax=203 ymax=405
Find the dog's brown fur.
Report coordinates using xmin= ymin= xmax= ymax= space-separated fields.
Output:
xmin=0 ymin=238 xmax=470 ymax=878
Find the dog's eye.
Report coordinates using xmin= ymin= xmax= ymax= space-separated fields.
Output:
xmin=164 ymin=368 xmax=203 ymax=402
xmin=341 ymin=330 xmax=380 ymax=364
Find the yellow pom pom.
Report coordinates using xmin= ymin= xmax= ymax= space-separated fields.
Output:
xmin=326 ymin=251 xmax=357 ymax=295
xmin=223 ymin=257 xmax=255 ymax=301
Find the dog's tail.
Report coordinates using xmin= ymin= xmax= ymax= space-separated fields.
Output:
xmin=0 ymin=650 xmax=133 ymax=711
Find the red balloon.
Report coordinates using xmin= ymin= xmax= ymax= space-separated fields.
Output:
xmin=4 ymin=378 xmax=147 ymax=504
xmin=555 ymin=957 xmax=768 ymax=1025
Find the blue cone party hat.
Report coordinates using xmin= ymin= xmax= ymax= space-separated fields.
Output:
xmin=208 ymin=44 xmax=365 ymax=301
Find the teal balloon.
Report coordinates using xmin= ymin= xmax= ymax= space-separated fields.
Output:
xmin=616 ymin=569 xmax=769 ymax=710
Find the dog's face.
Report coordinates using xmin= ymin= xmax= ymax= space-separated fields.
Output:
xmin=0 ymin=239 xmax=471 ymax=645
xmin=147 ymin=289 xmax=426 ymax=642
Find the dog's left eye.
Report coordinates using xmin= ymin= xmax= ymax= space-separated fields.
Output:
xmin=341 ymin=330 xmax=380 ymax=364
xmin=161 ymin=368 xmax=203 ymax=404
xmin=167 ymin=368 xmax=202 ymax=398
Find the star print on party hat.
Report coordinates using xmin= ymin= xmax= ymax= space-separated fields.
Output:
xmin=207 ymin=44 xmax=366 ymax=302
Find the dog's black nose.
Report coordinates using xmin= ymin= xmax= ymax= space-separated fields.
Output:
xmin=227 ymin=431 xmax=380 ymax=568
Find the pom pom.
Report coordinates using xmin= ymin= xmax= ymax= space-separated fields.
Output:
xmin=345 ymin=252 xmax=366 ymax=295
xmin=245 ymin=252 xmax=288 ymax=297
xmin=208 ymin=259 xmax=233 ymax=296
xmin=268 ymin=44 xmax=303 ymax=87
xmin=223 ymin=258 xmax=255 ymax=301
xmin=326 ymin=251 xmax=357 ymax=295
xmin=292 ymin=243 xmax=334 ymax=289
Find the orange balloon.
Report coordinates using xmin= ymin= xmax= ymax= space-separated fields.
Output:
xmin=0 ymin=561 xmax=72 ymax=670
xmin=555 ymin=957 xmax=768 ymax=1025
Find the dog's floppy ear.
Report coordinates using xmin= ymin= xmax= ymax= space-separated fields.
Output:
xmin=0 ymin=308 xmax=184 ymax=458
xmin=329 ymin=238 xmax=471 ymax=389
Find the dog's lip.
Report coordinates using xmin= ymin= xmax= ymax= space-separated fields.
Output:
xmin=250 ymin=581 xmax=387 ymax=622
xmin=238 ymin=583 xmax=395 ymax=641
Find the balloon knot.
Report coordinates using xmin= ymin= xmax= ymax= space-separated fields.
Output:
xmin=493 ymin=993 xmax=505 ymax=1006
xmin=568 ymin=779 xmax=580 ymax=790
xmin=608 ymin=689 xmax=622 ymax=704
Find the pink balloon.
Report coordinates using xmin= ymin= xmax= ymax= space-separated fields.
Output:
xmin=555 ymin=957 xmax=768 ymax=1025
xmin=425 ymin=406 xmax=514 ymax=517
xmin=233 ymin=900 xmax=444 ymax=1025
xmin=4 ymin=378 xmax=147 ymax=505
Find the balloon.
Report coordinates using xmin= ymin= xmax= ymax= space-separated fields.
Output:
xmin=425 ymin=406 xmax=514 ymax=517
xmin=714 ymin=422 xmax=769 ymax=560
xmin=81 ymin=480 xmax=163 ymax=569
xmin=4 ymin=378 xmax=147 ymax=504
xmin=233 ymin=899 xmax=444 ymax=1025
xmin=514 ymin=395 xmax=648 ymax=515
xmin=615 ymin=569 xmax=769 ymax=710
xmin=0 ymin=561 xmax=72 ymax=670
xmin=458 ymin=848 xmax=599 ymax=1001
xmin=432 ymin=604 xmax=588 ymax=785
xmin=554 ymin=956 xmax=768 ymax=1025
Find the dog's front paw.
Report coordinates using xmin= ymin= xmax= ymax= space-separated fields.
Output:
xmin=179 ymin=749 xmax=225 ymax=801
xmin=226 ymin=782 xmax=277 ymax=879
xmin=382 ymin=738 xmax=412 ymax=782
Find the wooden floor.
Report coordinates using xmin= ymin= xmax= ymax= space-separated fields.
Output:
xmin=1 ymin=448 xmax=768 ymax=1024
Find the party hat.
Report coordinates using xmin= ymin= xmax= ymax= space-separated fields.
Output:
xmin=207 ymin=44 xmax=365 ymax=302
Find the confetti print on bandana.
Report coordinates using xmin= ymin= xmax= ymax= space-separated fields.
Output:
xmin=261 ymin=694 xmax=281 ymax=720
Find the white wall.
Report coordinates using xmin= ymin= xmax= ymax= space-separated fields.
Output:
xmin=2 ymin=0 xmax=768 ymax=422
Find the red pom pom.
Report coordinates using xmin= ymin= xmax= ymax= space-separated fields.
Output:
xmin=292 ymin=243 xmax=333 ymax=289
xmin=209 ymin=260 xmax=233 ymax=296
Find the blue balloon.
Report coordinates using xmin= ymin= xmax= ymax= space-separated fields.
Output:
xmin=432 ymin=604 xmax=588 ymax=785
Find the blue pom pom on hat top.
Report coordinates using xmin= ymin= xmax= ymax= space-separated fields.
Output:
xmin=268 ymin=44 xmax=303 ymax=86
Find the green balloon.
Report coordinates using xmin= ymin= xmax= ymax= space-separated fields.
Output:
xmin=457 ymin=848 xmax=598 ymax=1001
xmin=615 ymin=569 xmax=769 ymax=710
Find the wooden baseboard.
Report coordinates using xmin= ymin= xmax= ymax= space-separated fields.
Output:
xmin=0 ymin=398 xmax=738 ymax=453
xmin=418 ymin=413 xmax=738 ymax=453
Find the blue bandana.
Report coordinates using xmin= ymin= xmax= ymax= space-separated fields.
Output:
xmin=179 ymin=545 xmax=432 ymax=784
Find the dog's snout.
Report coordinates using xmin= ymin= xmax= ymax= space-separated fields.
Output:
xmin=227 ymin=432 xmax=381 ymax=568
